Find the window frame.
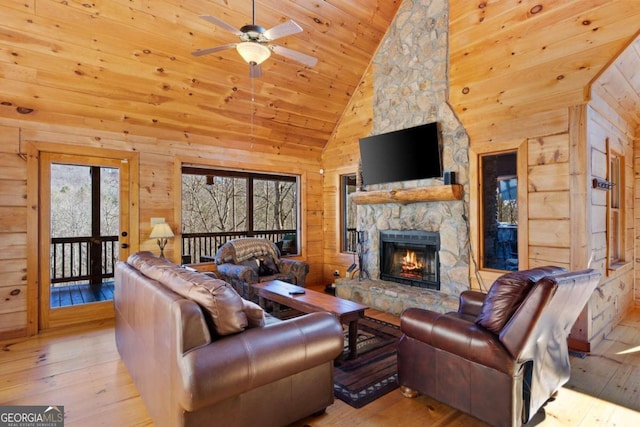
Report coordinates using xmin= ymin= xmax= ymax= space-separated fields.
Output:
xmin=470 ymin=139 xmax=528 ymax=289
xmin=607 ymin=143 xmax=625 ymax=270
xmin=478 ymin=150 xmax=519 ymax=272
xmin=340 ymin=173 xmax=357 ymax=253
xmin=181 ymin=166 xmax=300 ymax=255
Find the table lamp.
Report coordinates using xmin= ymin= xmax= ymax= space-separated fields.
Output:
xmin=150 ymin=222 xmax=174 ymax=258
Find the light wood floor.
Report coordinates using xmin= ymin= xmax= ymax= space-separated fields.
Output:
xmin=1 ymin=309 xmax=639 ymax=426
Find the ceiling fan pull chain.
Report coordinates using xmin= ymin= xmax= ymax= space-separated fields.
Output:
xmin=250 ymin=78 xmax=255 ymax=149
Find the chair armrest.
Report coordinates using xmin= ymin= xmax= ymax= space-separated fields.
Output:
xmin=278 ymin=258 xmax=309 ymax=286
xmin=401 ymin=307 xmax=515 ymax=374
xmin=176 ymin=312 xmax=343 ymax=411
xmin=458 ymin=290 xmax=486 ymax=318
xmin=216 ymin=263 xmax=258 ymax=284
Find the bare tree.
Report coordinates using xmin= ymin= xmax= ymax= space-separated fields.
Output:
xmin=182 ymin=175 xmax=247 ymax=233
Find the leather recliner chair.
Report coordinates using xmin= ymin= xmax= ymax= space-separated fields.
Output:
xmin=397 ymin=267 xmax=601 ymax=427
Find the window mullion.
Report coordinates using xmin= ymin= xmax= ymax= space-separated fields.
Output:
xmin=247 ymin=177 xmax=254 ymax=236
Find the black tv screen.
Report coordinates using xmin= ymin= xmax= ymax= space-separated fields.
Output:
xmin=358 ymin=122 xmax=442 ymax=186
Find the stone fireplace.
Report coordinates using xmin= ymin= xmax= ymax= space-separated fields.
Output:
xmin=334 ymin=0 xmax=471 ymax=315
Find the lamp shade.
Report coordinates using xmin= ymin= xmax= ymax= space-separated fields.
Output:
xmin=236 ymin=42 xmax=271 ymax=65
xmin=150 ymin=223 xmax=174 ymax=239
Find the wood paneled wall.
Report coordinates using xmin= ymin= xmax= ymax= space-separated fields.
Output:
xmin=582 ymin=102 xmax=635 ymax=347
xmin=527 ymin=133 xmax=572 ymax=270
xmin=0 ymin=126 xmax=28 ymax=339
xmin=320 ymin=69 xmax=373 ymax=284
xmin=581 ymin=34 xmax=639 ymax=347
xmin=0 ymin=118 xmax=323 ymax=339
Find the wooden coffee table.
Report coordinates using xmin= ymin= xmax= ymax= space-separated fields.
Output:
xmin=252 ymin=280 xmax=369 ymax=359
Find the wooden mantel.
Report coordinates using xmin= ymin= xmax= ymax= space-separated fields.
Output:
xmin=350 ymin=184 xmax=463 ymax=205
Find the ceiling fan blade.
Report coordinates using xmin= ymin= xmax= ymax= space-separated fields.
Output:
xmin=192 ymin=43 xmax=237 ymax=57
xmin=199 ymin=15 xmax=243 ymax=36
xmin=263 ymin=20 xmax=303 ymax=41
xmin=270 ymin=45 xmax=317 ymax=67
xmin=249 ymin=63 xmax=262 ymax=78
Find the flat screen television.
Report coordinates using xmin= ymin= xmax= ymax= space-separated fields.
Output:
xmin=358 ymin=122 xmax=443 ymax=186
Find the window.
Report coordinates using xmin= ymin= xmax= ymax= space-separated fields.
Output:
xmin=480 ymin=152 xmax=518 ymax=271
xmin=608 ymin=148 xmax=625 ymax=268
xmin=340 ymin=174 xmax=357 ymax=253
xmin=181 ymin=167 xmax=299 ymax=261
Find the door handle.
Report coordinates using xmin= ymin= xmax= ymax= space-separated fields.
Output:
xmin=121 ymin=243 xmax=129 ymax=249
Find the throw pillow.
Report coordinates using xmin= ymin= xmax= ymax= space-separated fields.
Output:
xmin=240 ymin=257 xmax=260 ymax=273
xmin=242 ymin=299 xmax=266 ymax=328
xmin=160 ymin=269 xmax=249 ymax=336
xmin=258 ymin=256 xmax=278 ymax=276
xmin=129 ymin=251 xmax=249 ymax=336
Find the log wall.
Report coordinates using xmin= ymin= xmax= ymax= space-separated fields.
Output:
xmin=321 ymin=69 xmax=373 ymax=284
xmin=468 ymin=108 xmax=572 ymax=290
xmin=582 ymin=101 xmax=635 ymax=348
xmin=0 ymin=119 xmax=323 ymax=339
xmin=0 ymin=126 xmax=28 ymax=339
xmin=581 ymin=34 xmax=640 ymax=348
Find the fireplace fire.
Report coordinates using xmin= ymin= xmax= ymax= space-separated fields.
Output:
xmin=401 ymin=250 xmax=424 ymax=278
xmin=380 ymin=230 xmax=439 ymax=290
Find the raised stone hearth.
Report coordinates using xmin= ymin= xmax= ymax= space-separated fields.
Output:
xmin=335 ymin=278 xmax=459 ymax=316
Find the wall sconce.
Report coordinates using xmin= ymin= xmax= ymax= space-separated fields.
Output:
xmin=592 ymin=177 xmax=614 ymax=191
xmin=150 ymin=222 xmax=174 ymax=258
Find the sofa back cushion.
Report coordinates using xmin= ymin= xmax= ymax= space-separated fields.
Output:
xmin=128 ymin=252 xmax=248 ymax=336
xmin=476 ymin=266 xmax=567 ymax=334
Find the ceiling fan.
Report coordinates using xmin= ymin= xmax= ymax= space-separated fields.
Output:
xmin=192 ymin=0 xmax=318 ymax=78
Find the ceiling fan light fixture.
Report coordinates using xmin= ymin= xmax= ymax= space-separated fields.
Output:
xmin=236 ymin=42 xmax=271 ymax=65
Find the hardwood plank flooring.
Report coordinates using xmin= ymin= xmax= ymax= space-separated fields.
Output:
xmin=1 ymin=308 xmax=639 ymax=426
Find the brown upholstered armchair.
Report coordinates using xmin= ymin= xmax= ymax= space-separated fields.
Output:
xmin=214 ymin=238 xmax=309 ymax=300
xmin=397 ymin=267 xmax=601 ymax=427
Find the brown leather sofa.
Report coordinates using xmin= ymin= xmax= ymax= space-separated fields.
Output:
xmin=397 ymin=266 xmax=601 ymax=427
xmin=115 ymin=252 xmax=343 ymax=427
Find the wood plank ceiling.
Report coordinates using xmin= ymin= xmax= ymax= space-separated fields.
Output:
xmin=0 ymin=1 xmax=638 ymax=153
xmin=449 ymin=0 xmax=640 ymax=142
xmin=0 ymin=0 xmax=402 ymax=153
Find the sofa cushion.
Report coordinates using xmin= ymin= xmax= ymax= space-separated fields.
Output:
xmin=242 ymin=299 xmax=266 ymax=328
xmin=476 ymin=266 xmax=567 ymax=334
xmin=128 ymin=252 xmax=248 ymax=336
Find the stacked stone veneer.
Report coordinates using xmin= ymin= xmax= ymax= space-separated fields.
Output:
xmin=336 ymin=0 xmax=471 ymax=315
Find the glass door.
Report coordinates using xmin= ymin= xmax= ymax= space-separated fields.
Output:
xmin=39 ymin=152 xmax=131 ymax=329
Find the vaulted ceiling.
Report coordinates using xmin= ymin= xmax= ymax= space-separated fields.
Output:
xmin=0 ymin=0 xmax=402 ymax=153
xmin=449 ymin=1 xmax=640 ymax=142
xmin=0 ymin=1 xmax=638 ymax=154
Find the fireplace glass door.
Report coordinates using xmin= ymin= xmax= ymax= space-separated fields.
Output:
xmin=380 ymin=231 xmax=439 ymax=289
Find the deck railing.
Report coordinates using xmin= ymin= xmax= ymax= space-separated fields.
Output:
xmin=51 ymin=231 xmax=298 ymax=284
xmin=50 ymin=236 xmax=119 ymax=285
xmin=181 ymin=230 xmax=297 ymax=263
